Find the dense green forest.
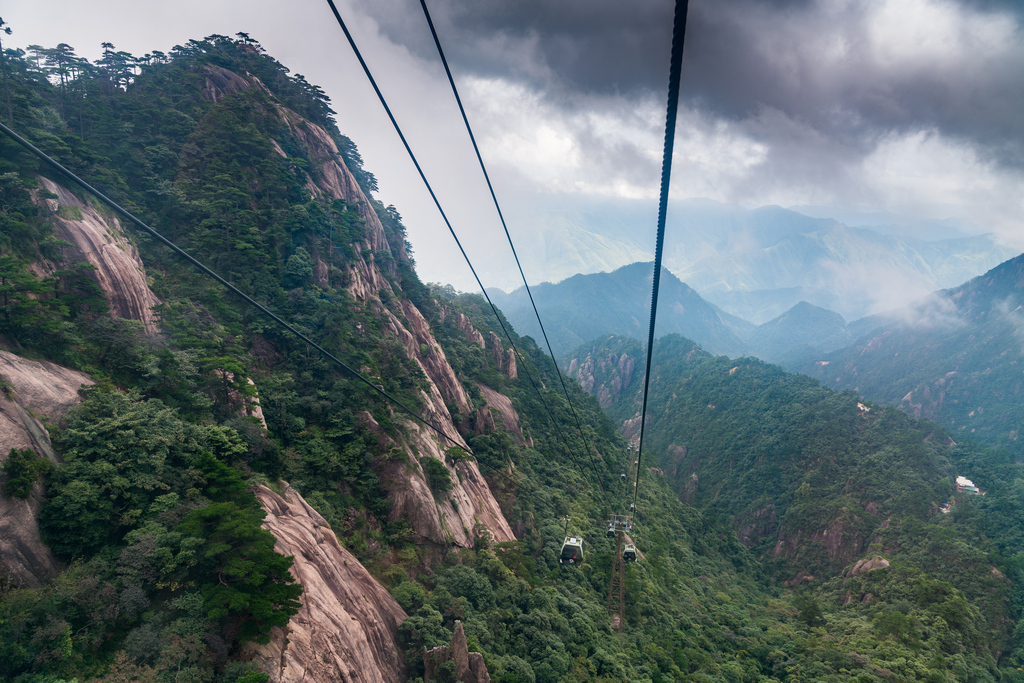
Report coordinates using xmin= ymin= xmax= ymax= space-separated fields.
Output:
xmin=1 ymin=31 xmax=1023 ymax=683
xmin=568 ymin=333 xmax=1024 ymax=681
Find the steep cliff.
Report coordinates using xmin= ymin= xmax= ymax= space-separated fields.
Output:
xmin=0 ymin=350 xmax=93 ymax=587
xmin=34 ymin=177 xmax=161 ymax=334
xmin=228 ymin=75 xmax=516 ymax=546
xmin=248 ymin=485 xmax=408 ymax=683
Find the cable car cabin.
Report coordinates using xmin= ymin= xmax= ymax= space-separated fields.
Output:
xmin=606 ymin=527 xmax=615 ymax=538
xmin=620 ymin=473 xmax=627 ymax=482
xmin=560 ymin=537 xmax=584 ymax=564
xmin=623 ymin=544 xmax=637 ymax=562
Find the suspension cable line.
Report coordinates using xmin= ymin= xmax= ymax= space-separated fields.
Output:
xmin=634 ymin=0 xmax=690 ymax=513
xmin=322 ymin=0 xmax=596 ymax=484
xmin=0 ymin=120 xmax=470 ymax=455
xmin=416 ymin=0 xmax=602 ymax=483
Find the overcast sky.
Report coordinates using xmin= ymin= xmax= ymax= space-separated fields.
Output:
xmin=4 ymin=0 xmax=1023 ymax=292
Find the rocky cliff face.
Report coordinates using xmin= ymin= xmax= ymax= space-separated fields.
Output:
xmin=4 ymin=62 xmax=519 ymax=682
xmin=0 ymin=350 xmax=93 ymax=587
xmin=248 ymin=485 xmax=408 ymax=683
xmin=566 ymin=337 xmax=640 ymax=412
xmin=218 ymin=72 xmax=518 ymax=547
xmin=35 ymin=177 xmax=161 ymax=334
xmin=362 ymin=411 xmax=515 ymax=549
xmin=476 ymin=385 xmax=530 ymax=447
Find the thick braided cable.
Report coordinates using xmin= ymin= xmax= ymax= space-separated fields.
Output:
xmin=634 ymin=0 xmax=690 ymax=512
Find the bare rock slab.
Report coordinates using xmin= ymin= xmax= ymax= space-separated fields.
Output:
xmin=0 ymin=349 xmax=93 ymax=587
xmin=248 ymin=485 xmax=408 ymax=683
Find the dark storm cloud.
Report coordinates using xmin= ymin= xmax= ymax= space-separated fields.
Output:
xmin=359 ymin=0 xmax=1024 ymax=170
xmin=682 ymin=0 xmax=1024 ymax=169
xmin=356 ymin=0 xmax=675 ymax=95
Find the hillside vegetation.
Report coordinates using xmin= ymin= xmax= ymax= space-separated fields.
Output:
xmin=0 ymin=32 xmax=1022 ymax=683
xmin=793 ymin=254 xmax=1024 ymax=460
xmin=568 ymin=333 xmax=1024 ymax=681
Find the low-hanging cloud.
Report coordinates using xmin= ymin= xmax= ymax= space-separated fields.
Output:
xmin=353 ymin=0 xmax=1024 ymax=245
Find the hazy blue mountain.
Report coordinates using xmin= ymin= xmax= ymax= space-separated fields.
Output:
xmin=745 ymin=301 xmax=851 ymax=366
xmin=788 ymin=204 xmax=976 ymax=240
xmin=491 ymin=261 xmax=751 ymax=360
xmin=792 ymin=252 xmax=1024 ymax=456
xmin=674 ymin=211 xmax=1016 ymax=324
xmin=491 ymin=198 xmax=1015 ymax=325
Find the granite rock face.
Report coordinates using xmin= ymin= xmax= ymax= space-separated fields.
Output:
xmin=191 ymin=65 xmax=517 ymax=548
xmin=248 ymin=485 xmax=408 ymax=683
xmin=35 ymin=177 xmax=161 ymax=334
xmin=0 ymin=350 xmax=93 ymax=587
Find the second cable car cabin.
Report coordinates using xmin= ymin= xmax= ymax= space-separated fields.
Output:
xmin=623 ymin=543 xmax=637 ymax=562
xmin=559 ymin=536 xmax=584 ymax=564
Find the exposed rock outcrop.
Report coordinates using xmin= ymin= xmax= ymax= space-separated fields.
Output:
xmin=848 ymin=555 xmax=891 ymax=576
xmin=269 ymin=103 xmax=392 ymax=257
xmin=201 ymin=64 xmax=253 ymax=102
xmin=503 ymin=348 xmax=517 ymax=380
xmin=216 ymin=372 xmax=268 ymax=429
xmin=248 ymin=485 xmax=407 ymax=683
xmin=374 ymin=413 xmax=516 ymax=549
xmin=772 ymin=510 xmax=867 ymax=569
xmin=458 ymin=314 xmax=486 ymax=348
xmin=397 ymin=300 xmax=470 ymax=415
xmin=476 ymin=385 xmax=530 ymax=446
xmin=567 ymin=346 xmax=637 ymax=411
xmin=424 ymin=621 xmax=490 ymax=683
xmin=198 ymin=65 xmax=393 ymax=262
xmin=485 ymin=332 xmax=518 ymax=380
xmin=191 ymin=64 xmax=514 ymax=550
xmin=0 ymin=350 xmax=93 ymax=587
xmin=347 ymin=254 xmax=396 ymax=303
xmin=35 ymin=177 xmax=161 ymax=333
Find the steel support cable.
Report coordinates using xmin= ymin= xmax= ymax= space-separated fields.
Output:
xmin=0 ymin=120 xmax=470 ymax=454
xmin=322 ymin=0 xmax=592 ymax=483
xmin=417 ymin=0 xmax=602 ymax=485
xmin=634 ymin=0 xmax=690 ymax=513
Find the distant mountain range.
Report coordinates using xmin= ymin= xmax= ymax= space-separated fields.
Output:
xmin=488 ymin=262 xmax=751 ymax=360
xmin=492 ymin=198 xmax=1016 ymax=325
xmin=489 ymin=258 xmax=963 ymax=365
xmin=791 ymin=253 xmax=1024 ymax=457
xmin=499 ymin=252 xmax=1024 ymax=460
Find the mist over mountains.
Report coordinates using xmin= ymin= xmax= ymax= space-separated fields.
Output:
xmin=495 ymin=197 xmax=1015 ymax=325
xmin=792 ymin=253 xmax=1024 ymax=458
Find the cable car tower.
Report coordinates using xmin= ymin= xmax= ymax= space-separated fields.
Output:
xmin=607 ymin=442 xmax=638 ymax=631
xmin=606 ymin=513 xmax=632 ymax=631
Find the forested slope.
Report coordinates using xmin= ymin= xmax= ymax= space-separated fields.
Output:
xmin=793 ymin=253 xmax=1024 ymax=459
xmin=568 ymin=333 xmax=1024 ymax=681
xmin=1 ymin=32 xmax=1023 ymax=683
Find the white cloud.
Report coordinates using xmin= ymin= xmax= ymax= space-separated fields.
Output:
xmin=863 ymin=130 xmax=1024 ymax=246
xmin=866 ymin=0 xmax=1018 ymax=71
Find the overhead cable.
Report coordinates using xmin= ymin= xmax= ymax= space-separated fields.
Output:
xmin=634 ymin=0 xmax=690 ymax=512
xmin=417 ymin=0 xmax=602 ymax=482
xmin=0 ymin=120 xmax=469 ymax=454
xmin=322 ymin=0 xmax=595 ymax=483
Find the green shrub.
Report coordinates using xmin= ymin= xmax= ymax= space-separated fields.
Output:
xmin=421 ymin=456 xmax=452 ymax=496
xmin=2 ymin=448 xmax=53 ymax=498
